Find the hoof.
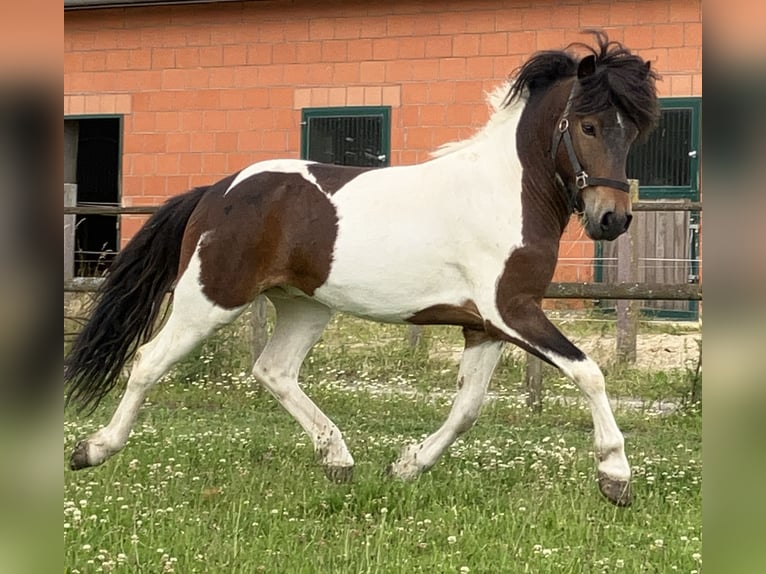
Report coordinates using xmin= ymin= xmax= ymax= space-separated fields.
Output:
xmin=324 ymin=465 xmax=354 ymax=484
xmin=69 ymin=440 xmax=92 ymax=470
xmin=598 ymin=472 xmax=632 ymax=507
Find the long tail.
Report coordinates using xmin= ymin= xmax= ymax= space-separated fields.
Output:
xmin=65 ymin=186 xmax=208 ymax=413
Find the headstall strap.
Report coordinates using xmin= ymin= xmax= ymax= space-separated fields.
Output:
xmin=551 ymin=81 xmax=631 ymax=198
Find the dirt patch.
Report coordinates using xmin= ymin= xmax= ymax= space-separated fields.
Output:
xmin=432 ymin=331 xmax=701 ymax=372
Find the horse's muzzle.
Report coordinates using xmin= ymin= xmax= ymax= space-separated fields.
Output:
xmin=586 ymin=209 xmax=632 ymax=241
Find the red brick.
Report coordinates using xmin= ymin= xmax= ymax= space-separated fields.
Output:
xmin=445 ymin=104 xmax=475 ymax=127
xmin=667 ymin=47 xmax=700 ymax=72
xmin=578 ymin=3 xmax=610 ymax=28
xmin=623 ymin=26 xmax=655 ymax=50
xmin=522 ymin=6 xmax=552 ymax=29
xmin=202 ymin=110 xmax=227 ymax=131
xmin=609 ymin=1 xmax=638 ymax=25
xmin=322 ymin=40 xmax=348 ymax=62
xmin=669 ymin=0 xmax=700 ymax=22
xmin=189 ymin=133 xmax=215 ymax=152
xmin=222 ymin=45 xmax=246 ymax=66
xmin=166 ymin=133 xmax=191 ymax=153
xmin=269 ymin=88 xmax=294 ymax=108
xmin=156 ymin=153 xmax=180 ymax=175
xmin=179 ymin=111 xmax=203 ymax=133
xmin=398 ymin=37 xmax=426 ymax=59
xmin=438 ymin=12 xmax=466 ymax=35
xmin=419 ymin=105 xmax=446 ymax=126
xmin=454 ymin=81 xmax=485 ymax=103
xmin=439 ymin=58 xmax=466 ymax=80
xmin=82 ymin=51 xmax=107 ymax=72
xmin=151 ymin=48 xmax=175 ymax=69
xmin=345 ymin=39 xmax=373 ymax=62
xmin=209 ymin=67 xmax=236 ymax=88
xmin=282 ymin=63 xmax=310 ymax=85
xmin=219 ymin=90 xmax=244 ymax=110
xmin=247 ymin=44 xmax=273 ymax=65
xmin=161 ymin=69 xmax=185 ymax=90
xmin=334 ymin=17 xmax=362 ymax=40
xmin=227 ymin=153 xmax=256 ymax=173
xmin=262 ymin=130 xmax=288 ymax=152
xmin=401 ymin=83 xmax=428 ymax=105
xmin=479 ymin=32 xmax=507 ymax=56
xmin=428 ymin=83 xmax=454 ymax=104
xmin=425 ymin=36 xmax=452 ymax=58
xmin=372 ymin=37 xmax=399 ymax=60
xmin=295 ymin=41 xmax=323 ymax=63
xmin=273 ymin=43 xmax=297 ymax=64
xmin=179 ymin=153 xmax=202 ymax=174
xmin=465 ymin=11 xmax=496 ymax=33
xmin=684 ymin=22 xmax=702 ymax=47
xmin=383 ymin=60 xmax=410 ymax=82
xmin=358 ymin=17 xmax=387 ymax=39
xmin=549 ymin=5 xmax=580 ymax=29
xmin=507 ymin=31 xmax=535 ymax=55
xmin=637 ymin=1 xmax=670 ymax=23
xmin=215 ymin=132 xmax=238 ymax=152
xmin=259 ymin=23 xmax=285 ymax=44
xmin=199 ymin=46 xmax=224 ymax=67
xmin=405 ymin=127 xmax=432 ymax=149
xmin=465 ymin=56 xmax=493 ymax=80
xmin=155 ymin=111 xmax=179 ymax=132
xmin=401 ymin=105 xmax=420 ymax=126
xmin=238 ymin=131 xmax=262 ymax=152
xmin=360 ymin=61 xmax=386 ymax=83
xmin=411 ymin=59 xmax=439 ymax=81
xmin=387 ymin=15 xmax=415 ymax=36
xmin=201 ymin=153 xmax=228 ymax=174
xmin=331 ymin=63 xmax=360 ymax=84
xmin=453 ymin=34 xmax=480 ymax=57
xmin=309 ymin=18 xmax=334 ymax=40
xmin=244 ymin=88 xmax=270 ymax=108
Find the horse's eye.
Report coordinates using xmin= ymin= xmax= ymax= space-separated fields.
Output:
xmin=581 ymin=123 xmax=596 ymax=136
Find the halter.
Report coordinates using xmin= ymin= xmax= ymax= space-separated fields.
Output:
xmin=550 ymin=82 xmax=630 ymax=211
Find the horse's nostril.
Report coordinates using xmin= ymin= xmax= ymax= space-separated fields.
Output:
xmin=624 ymin=213 xmax=633 ymax=231
xmin=600 ymin=211 xmax=614 ymax=231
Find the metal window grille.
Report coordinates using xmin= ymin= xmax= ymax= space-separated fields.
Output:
xmin=627 ymin=108 xmax=693 ymax=187
xmin=301 ymin=107 xmax=390 ymax=167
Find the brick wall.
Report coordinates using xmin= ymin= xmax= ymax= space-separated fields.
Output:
xmin=64 ymin=0 xmax=702 ymax=280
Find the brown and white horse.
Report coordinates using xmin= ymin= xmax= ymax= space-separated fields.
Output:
xmin=66 ymin=32 xmax=658 ymax=506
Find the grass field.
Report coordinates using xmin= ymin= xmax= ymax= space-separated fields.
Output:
xmin=64 ymin=312 xmax=702 ymax=573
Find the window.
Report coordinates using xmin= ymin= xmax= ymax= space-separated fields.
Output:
xmin=301 ymin=106 xmax=391 ymax=167
xmin=64 ymin=116 xmax=121 ymax=277
xmin=626 ymin=98 xmax=701 ymax=200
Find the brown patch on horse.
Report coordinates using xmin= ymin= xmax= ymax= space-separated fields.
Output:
xmin=492 ymin=247 xmax=585 ymax=363
xmin=307 ymin=163 xmax=373 ymax=195
xmin=180 ymin=171 xmax=338 ymax=309
xmin=407 ymin=300 xmax=485 ymax=332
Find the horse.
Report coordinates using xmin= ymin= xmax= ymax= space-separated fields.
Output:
xmin=65 ymin=31 xmax=659 ymax=506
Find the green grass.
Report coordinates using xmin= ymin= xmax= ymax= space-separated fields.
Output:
xmin=64 ymin=314 xmax=701 ymax=573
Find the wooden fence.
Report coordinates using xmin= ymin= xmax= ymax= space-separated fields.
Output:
xmin=64 ymin=194 xmax=702 ymax=410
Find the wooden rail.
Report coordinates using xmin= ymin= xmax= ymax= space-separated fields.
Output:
xmin=62 ymin=201 xmax=703 ymax=216
xmin=64 ymin=277 xmax=702 ymax=300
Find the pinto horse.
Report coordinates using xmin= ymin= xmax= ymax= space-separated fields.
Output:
xmin=66 ymin=32 xmax=658 ymax=506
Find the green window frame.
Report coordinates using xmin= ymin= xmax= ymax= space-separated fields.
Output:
xmin=594 ymin=97 xmax=702 ymax=320
xmin=300 ymin=106 xmax=391 ymax=167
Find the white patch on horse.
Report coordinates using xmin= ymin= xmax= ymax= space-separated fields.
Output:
xmin=616 ymin=110 xmax=625 ymax=129
xmin=313 ymin=89 xmax=526 ymax=322
xmin=224 ymin=159 xmax=323 ymax=196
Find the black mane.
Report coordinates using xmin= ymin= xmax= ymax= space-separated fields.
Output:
xmin=505 ymin=30 xmax=660 ymax=136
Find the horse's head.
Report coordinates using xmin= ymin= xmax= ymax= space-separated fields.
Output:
xmin=551 ymin=54 xmax=650 ymax=241
xmin=508 ymin=31 xmax=659 ymax=241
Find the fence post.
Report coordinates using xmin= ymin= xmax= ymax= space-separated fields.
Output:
xmin=615 ymin=179 xmax=640 ymax=364
xmin=525 ymin=353 xmax=544 ymax=412
xmin=407 ymin=325 xmax=423 ymax=347
xmin=250 ymin=295 xmax=269 ymax=366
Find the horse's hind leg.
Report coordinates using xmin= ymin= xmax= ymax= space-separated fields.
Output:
xmin=388 ymin=328 xmax=504 ymax=479
xmin=70 ymin=255 xmax=245 ymax=470
xmin=253 ymin=294 xmax=354 ymax=482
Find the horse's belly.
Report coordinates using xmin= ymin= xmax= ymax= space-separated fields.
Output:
xmin=313 ymin=257 xmax=472 ymax=323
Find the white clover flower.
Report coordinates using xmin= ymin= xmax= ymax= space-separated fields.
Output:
xmin=447 ymin=535 xmax=457 ymax=545
xmin=81 ymin=544 xmax=92 ymax=551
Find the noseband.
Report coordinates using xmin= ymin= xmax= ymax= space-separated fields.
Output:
xmin=550 ymin=82 xmax=630 ymax=211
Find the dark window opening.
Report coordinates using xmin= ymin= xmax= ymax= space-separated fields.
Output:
xmin=627 ymin=107 xmax=693 ymax=187
xmin=71 ymin=117 xmax=121 ymax=277
xmin=301 ymin=107 xmax=390 ymax=167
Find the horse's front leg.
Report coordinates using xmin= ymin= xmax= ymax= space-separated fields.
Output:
xmin=387 ymin=328 xmax=504 ymax=479
xmin=496 ymin=300 xmax=632 ymax=506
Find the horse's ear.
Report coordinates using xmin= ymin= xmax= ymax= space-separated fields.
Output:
xmin=577 ymin=55 xmax=597 ymax=78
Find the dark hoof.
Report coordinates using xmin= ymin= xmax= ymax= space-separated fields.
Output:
xmin=598 ymin=472 xmax=632 ymax=506
xmin=69 ymin=440 xmax=91 ymax=470
xmin=324 ymin=465 xmax=354 ymax=484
